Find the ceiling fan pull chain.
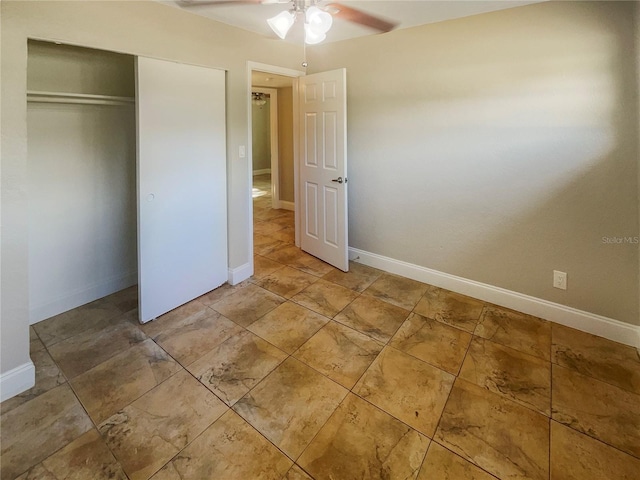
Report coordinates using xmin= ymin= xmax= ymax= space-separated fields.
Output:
xmin=302 ymin=40 xmax=308 ymax=70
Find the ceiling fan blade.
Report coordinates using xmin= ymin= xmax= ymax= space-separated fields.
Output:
xmin=326 ymin=3 xmax=396 ymax=33
xmin=178 ymin=0 xmax=267 ymax=7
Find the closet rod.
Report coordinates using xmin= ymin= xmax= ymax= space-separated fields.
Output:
xmin=27 ymin=90 xmax=135 ymax=106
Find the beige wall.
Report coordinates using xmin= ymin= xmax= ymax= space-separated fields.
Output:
xmin=1 ymin=0 xmax=301 ymax=375
xmin=252 ymin=98 xmax=271 ymax=172
xmin=278 ymin=86 xmax=295 ymax=203
xmin=310 ymin=1 xmax=640 ymax=325
xmin=636 ymin=2 xmax=640 ymax=323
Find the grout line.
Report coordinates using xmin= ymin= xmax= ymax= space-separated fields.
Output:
xmin=427 ymin=304 xmax=481 ymax=454
xmin=431 ymin=441 xmax=501 ymax=479
xmin=413 ymin=440 xmax=433 ymax=480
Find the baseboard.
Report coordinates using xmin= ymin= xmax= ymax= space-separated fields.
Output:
xmin=0 ymin=361 xmax=35 ymax=402
xmin=350 ymin=247 xmax=640 ymax=348
xmin=29 ymin=271 xmax=137 ymax=325
xmin=276 ymin=200 xmax=295 ymax=211
xmin=253 ymin=169 xmax=271 ymax=176
xmin=228 ymin=262 xmax=252 ymax=285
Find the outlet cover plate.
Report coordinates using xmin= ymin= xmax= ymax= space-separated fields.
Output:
xmin=553 ymin=270 xmax=567 ymax=290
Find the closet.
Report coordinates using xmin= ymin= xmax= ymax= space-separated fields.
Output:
xmin=27 ymin=40 xmax=228 ymax=325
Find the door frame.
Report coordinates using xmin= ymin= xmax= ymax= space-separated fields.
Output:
xmin=251 ymin=86 xmax=280 ymax=210
xmin=246 ymin=62 xmax=305 ymax=275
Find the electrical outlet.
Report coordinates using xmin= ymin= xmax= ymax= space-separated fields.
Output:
xmin=553 ymin=270 xmax=567 ymax=290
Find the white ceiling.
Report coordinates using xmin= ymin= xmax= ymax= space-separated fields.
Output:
xmin=169 ymin=1 xmax=544 ymax=44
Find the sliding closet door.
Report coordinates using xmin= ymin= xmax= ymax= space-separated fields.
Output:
xmin=136 ymin=57 xmax=227 ymax=323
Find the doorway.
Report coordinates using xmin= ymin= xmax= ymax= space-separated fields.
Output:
xmin=249 ymin=65 xmax=304 ymax=265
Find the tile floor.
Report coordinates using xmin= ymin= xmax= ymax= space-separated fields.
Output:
xmin=1 ymin=174 xmax=640 ymax=479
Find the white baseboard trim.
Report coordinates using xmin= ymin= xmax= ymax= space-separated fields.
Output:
xmin=253 ymin=169 xmax=271 ymax=176
xmin=30 ymin=272 xmax=138 ymax=325
xmin=276 ymin=200 xmax=295 ymax=211
xmin=228 ymin=262 xmax=252 ymax=285
xmin=350 ymin=247 xmax=640 ymax=348
xmin=0 ymin=361 xmax=35 ymax=402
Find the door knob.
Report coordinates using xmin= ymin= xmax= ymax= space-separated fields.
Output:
xmin=331 ymin=177 xmax=344 ymax=184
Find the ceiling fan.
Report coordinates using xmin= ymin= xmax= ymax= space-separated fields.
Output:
xmin=178 ymin=0 xmax=397 ymax=44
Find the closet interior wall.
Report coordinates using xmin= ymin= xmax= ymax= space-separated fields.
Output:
xmin=27 ymin=40 xmax=137 ymax=324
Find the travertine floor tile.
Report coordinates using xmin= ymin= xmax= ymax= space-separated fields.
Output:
xmin=142 ymin=303 xmax=243 ymax=367
xmin=270 ymin=211 xmax=295 ymax=226
xmin=550 ymin=421 xmax=640 ymax=480
xmin=187 ymin=330 xmax=287 ymax=406
xmin=459 ymin=337 xmax=551 ymax=415
xmin=254 ymin=235 xmax=286 ymax=256
xmin=197 ymin=280 xmax=252 ymax=306
xmin=334 ymin=295 xmax=409 ymax=343
xmin=49 ymin=321 xmax=146 ymax=379
xmin=298 ymin=393 xmax=429 ymax=480
xmin=29 ymin=326 xmax=45 ymax=353
xmin=262 ymin=243 xmax=333 ymax=277
xmin=293 ymin=253 xmax=336 ymax=277
xmin=255 ymin=208 xmax=291 ymax=223
xmin=99 ymin=370 xmax=227 ymax=480
xmin=1 ymin=349 xmax=66 ymax=414
xmin=284 ymin=465 xmax=314 ymax=480
xmin=104 ymin=285 xmax=139 ymax=314
xmin=140 ymin=299 xmax=210 ymax=338
xmin=413 ymin=287 xmax=484 ymax=333
xmin=254 ymin=220 xmax=286 ymax=236
xmin=552 ymin=364 xmax=640 ymax=459
xmin=233 ymin=357 xmax=348 ymax=459
xmin=435 ymin=379 xmax=549 ymax=480
xmin=552 ymin=323 xmax=640 ymax=395
xmin=389 ymin=312 xmax=471 ymax=375
xmin=70 ymin=339 xmax=182 ymax=424
xmin=294 ymin=321 xmax=383 ymax=389
xmin=248 ymin=302 xmax=329 ymax=354
xmin=151 ymin=410 xmax=292 ymax=480
xmin=363 ymin=273 xmax=428 ymax=310
xmin=354 ymin=347 xmax=454 ymax=437
xmin=322 ymin=261 xmax=383 ymax=293
xmin=16 ymin=429 xmax=126 ymax=480
xmin=253 ymin=254 xmax=285 ymax=279
xmin=33 ymin=297 xmax=124 ymax=347
xmin=418 ymin=442 xmax=497 ymax=480
xmin=271 ymin=226 xmax=295 ymax=244
xmin=474 ymin=306 xmax=551 ymax=361
xmin=264 ymin=244 xmax=309 ymax=265
xmin=254 ymin=266 xmax=319 ymax=299
xmin=211 ymin=284 xmax=285 ymax=327
xmin=291 ymin=279 xmax=359 ymax=318
xmin=0 ymin=384 xmax=93 ymax=480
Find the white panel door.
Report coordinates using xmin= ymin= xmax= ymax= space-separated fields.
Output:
xmin=136 ymin=57 xmax=227 ymax=323
xmin=299 ymin=68 xmax=348 ymax=271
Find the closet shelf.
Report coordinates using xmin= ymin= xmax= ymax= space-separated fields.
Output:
xmin=27 ymin=90 xmax=135 ymax=106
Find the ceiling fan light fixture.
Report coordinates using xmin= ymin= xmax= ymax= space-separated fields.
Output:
xmin=267 ymin=10 xmax=295 ymax=39
xmin=304 ymin=22 xmax=327 ymax=45
xmin=252 ymin=92 xmax=267 ymax=106
xmin=305 ymin=6 xmax=332 ymax=34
